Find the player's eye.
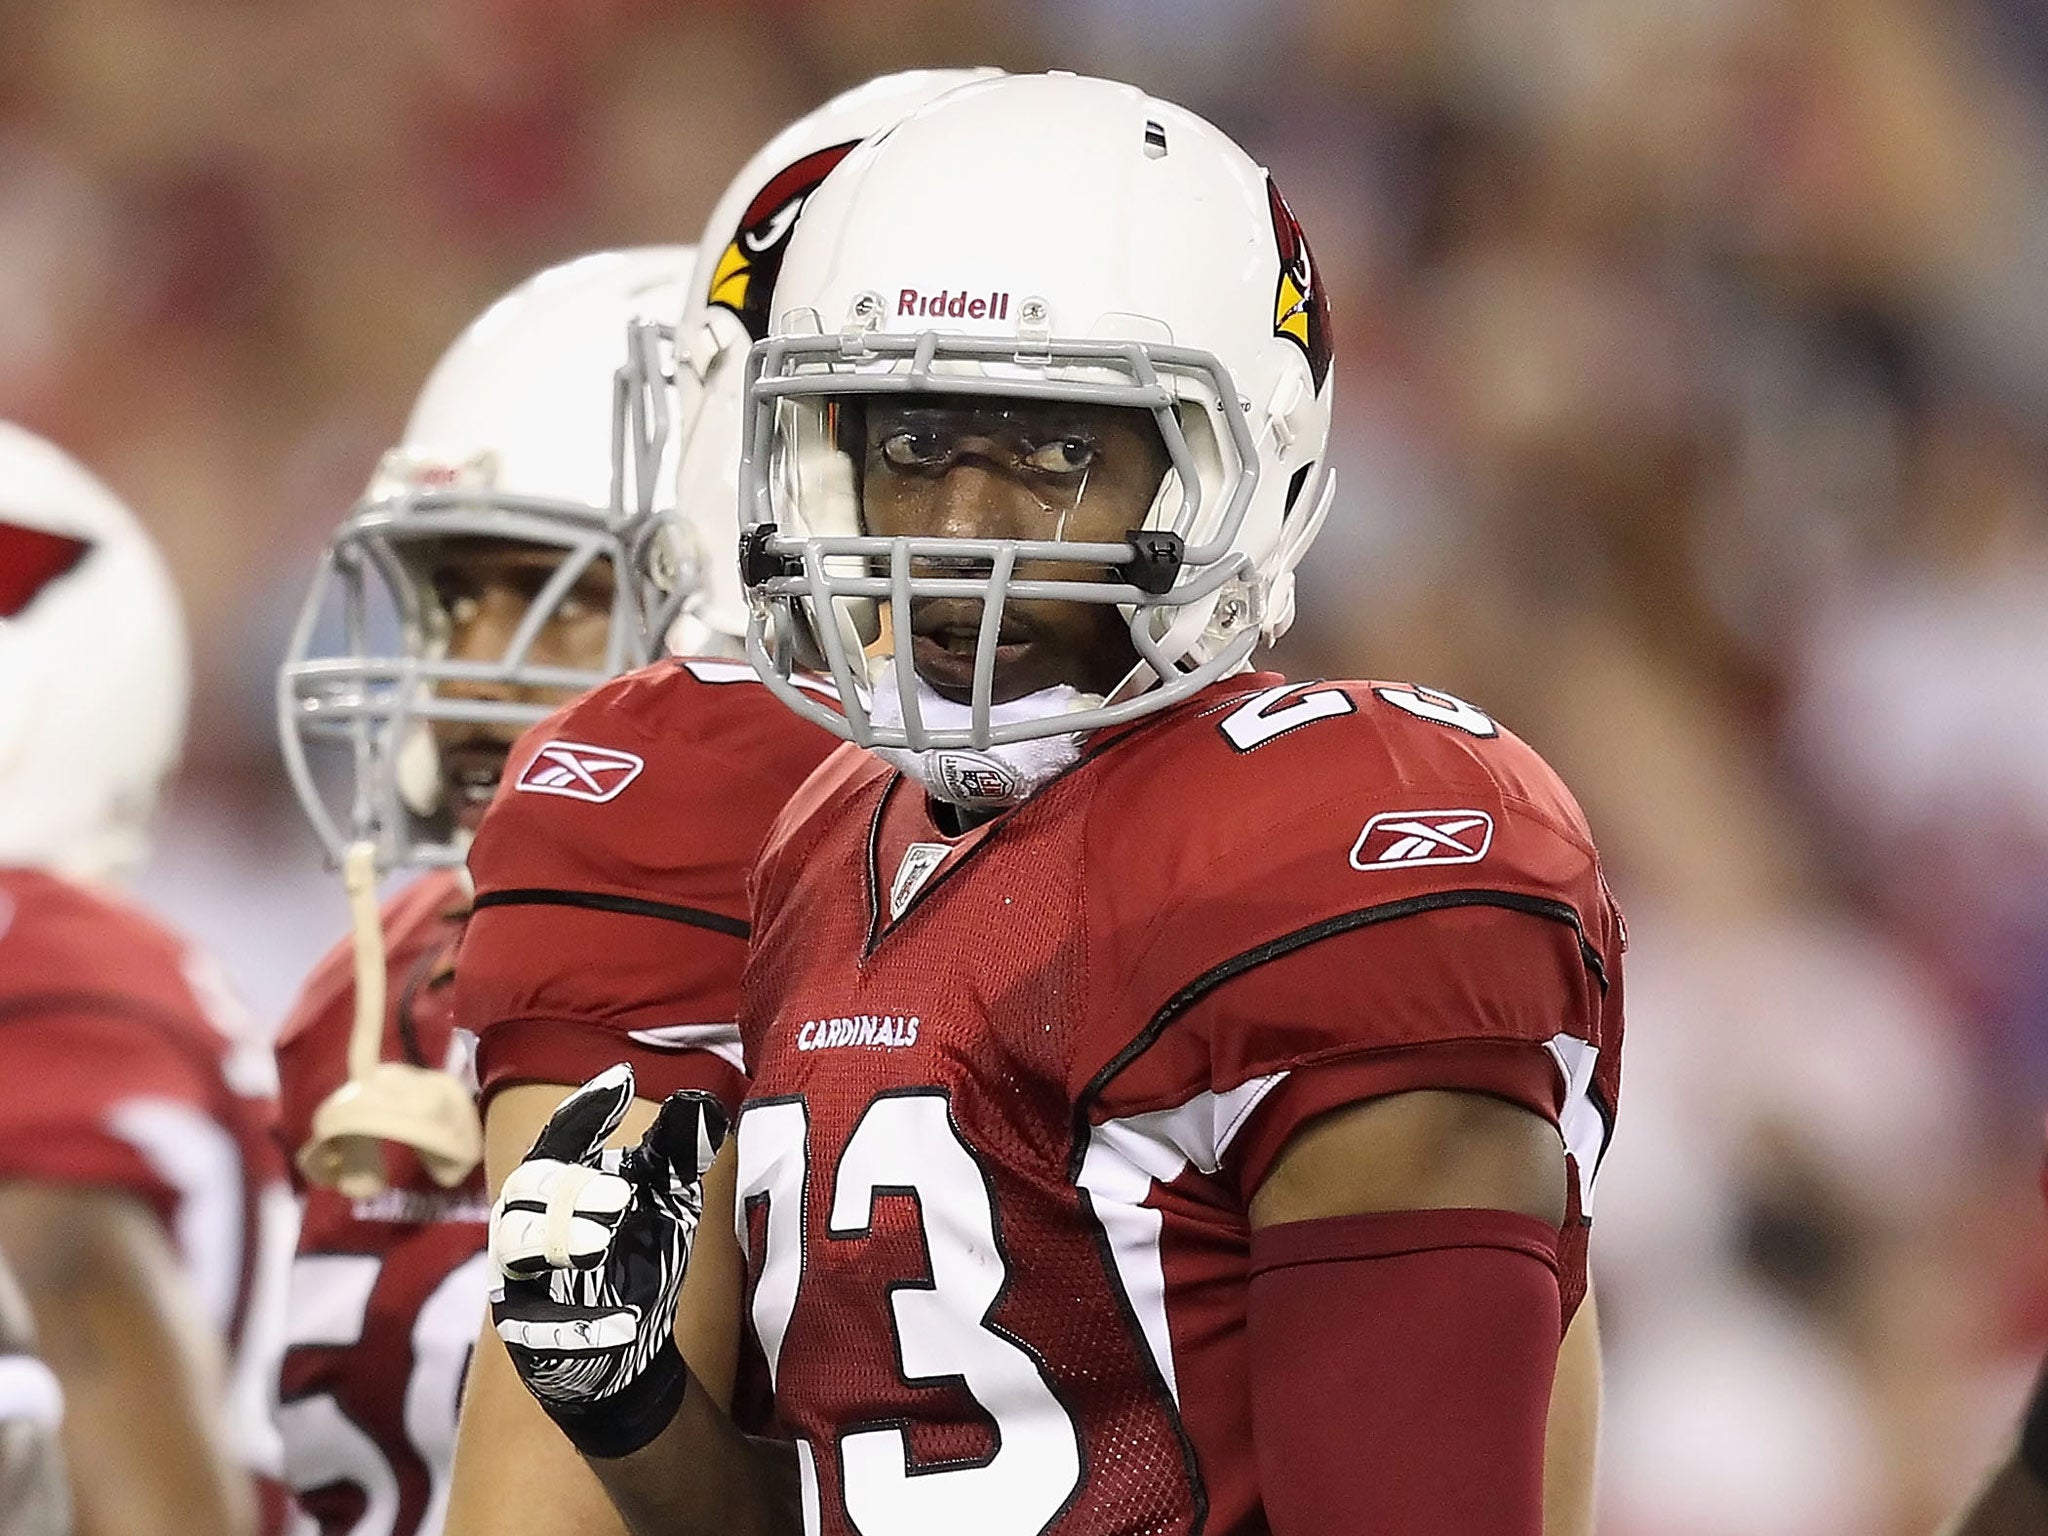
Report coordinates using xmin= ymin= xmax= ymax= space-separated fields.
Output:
xmin=1023 ymin=435 xmax=1096 ymax=475
xmin=880 ymin=430 xmax=946 ymax=469
xmin=555 ymin=576 xmax=612 ymax=624
xmin=430 ymin=568 xmax=479 ymax=616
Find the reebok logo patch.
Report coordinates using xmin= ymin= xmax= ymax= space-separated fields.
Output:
xmin=1349 ymin=809 xmax=1494 ymax=871
xmin=512 ymin=741 xmax=646 ymax=803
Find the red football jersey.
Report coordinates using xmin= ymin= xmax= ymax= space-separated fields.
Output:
xmin=455 ymin=657 xmax=840 ymax=1118
xmin=0 ymin=865 xmax=295 ymax=1520
xmin=737 ymin=676 xmax=1626 ymax=1536
xmin=274 ymin=867 xmax=489 ymax=1536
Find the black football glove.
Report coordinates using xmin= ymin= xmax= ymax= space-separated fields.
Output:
xmin=489 ymin=1063 xmax=727 ymax=1457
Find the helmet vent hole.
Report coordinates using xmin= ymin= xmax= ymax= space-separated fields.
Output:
xmin=1143 ymin=120 xmax=1168 ymax=159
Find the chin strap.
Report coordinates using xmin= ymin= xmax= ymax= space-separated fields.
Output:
xmin=297 ymin=841 xmax=484 ymax=1198
xmin=868 ymin=681 xmax=1092 ymax=808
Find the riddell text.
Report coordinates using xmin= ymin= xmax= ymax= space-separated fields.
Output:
xmin=898 ymin=288 xmax=1011 ymax=320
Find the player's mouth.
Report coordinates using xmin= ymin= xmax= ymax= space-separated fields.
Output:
xmin=909 ymin=608 xmax=1036 ymax=702
xmin=439 ymin=737 xmax=512 ymax=828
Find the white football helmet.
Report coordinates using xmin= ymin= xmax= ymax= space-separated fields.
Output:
xmin=278 ymin=246 xmax=695 ymax=873
xmin=0 ymin=423 xmax=189 ymax=885
xmin=739 ymin=73 xmax=1336 ymax=753
xmin=665 ymin=69 xmax=1000 ymax=654
xmin=279 ymin=248 xmax=696 ymax=1197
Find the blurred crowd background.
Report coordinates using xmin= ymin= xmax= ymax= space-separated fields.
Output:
xmin=5 ymin=0 xmax=2047 ymax=1530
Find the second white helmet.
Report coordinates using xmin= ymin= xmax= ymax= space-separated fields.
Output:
xmin=663 ymin=68 xmax=1001 ymax=655
xmin=278 ymin=246 xmax=696 ymax=871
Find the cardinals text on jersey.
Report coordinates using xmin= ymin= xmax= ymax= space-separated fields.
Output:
xmin=735 ymin=675 xmax=1624 ymax=1536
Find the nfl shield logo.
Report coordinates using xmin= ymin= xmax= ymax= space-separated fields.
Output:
xmin=935 ymin=757 xmax=1020 ymax=806
xmin=889 ymin=842 xmax=951 ymax=920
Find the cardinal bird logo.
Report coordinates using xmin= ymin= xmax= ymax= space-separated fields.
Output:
xmin=0 ymin=521 xmax=90 ymax=619
xmin=1266 ymin=176 xmax=1331 ymax=392
xmin=707 ymin=141 xmax=863 ymax=341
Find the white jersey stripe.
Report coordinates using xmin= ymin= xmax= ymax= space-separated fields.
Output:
xmin=105 ymin=1095 xmax=245 ymax=1331
xmin=1074 ymin=1073 xmax=1288 ymax=1405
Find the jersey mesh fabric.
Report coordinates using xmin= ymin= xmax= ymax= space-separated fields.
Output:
xmin=737 ymin=674 xmax=1623 ymax=1536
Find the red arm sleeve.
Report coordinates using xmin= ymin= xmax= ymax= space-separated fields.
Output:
xmin=1081 ymin=692 xmax=1626 ymax=1323
xmin=1249 ymin=1209 xmax=1560 ymax=1536
xmin=458 ymin=898 xmax=751 ymax=1112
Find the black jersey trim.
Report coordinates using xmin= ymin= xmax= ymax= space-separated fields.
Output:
xmin=471 ymin=887 xmax=749 ymax=940
xmin=1071 ymin=888 xmax=1606 ymax=1168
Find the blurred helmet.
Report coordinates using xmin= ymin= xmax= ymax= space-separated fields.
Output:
xmin=739 ymin=73 xmax=1337 ymax=758
xmin=663 ymin=68 xmax=1001 ymax=655
xmin=278 ymin=245 xmax=695 ymax=873
xmin=0 ymin=423 xmax=189 ymax=884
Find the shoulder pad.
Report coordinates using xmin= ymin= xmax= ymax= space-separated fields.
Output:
xmin=0 ymin=867 xmax=215 ymax=1028
xmin=470 ymin=658 xmax=841 ymax=911
xmin=1087 ymin=677 xmax=1610 ymax=962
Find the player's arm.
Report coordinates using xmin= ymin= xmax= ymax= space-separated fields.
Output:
xmin=479 ymin=1073 xmax=801 ymax=1536
xmin=0 ymin=1245 xmax=69 ymax=1536
xmin=543 ymin=1141 xmax=799 ymax=1536
xmin=443 ymin=1080 xmax=748 ymax=1536
xmin=1545 ymin=1278 xmax=1601 ymax=1536
xmin=0 ymin=1182 xmax=254 ymax=1536
xmin=1246 ymin=1087 xmax=1569 ymax=1536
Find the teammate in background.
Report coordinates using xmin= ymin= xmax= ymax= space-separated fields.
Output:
xmin=439 ymin=70 xmax=995 ymax=1536
xmin=0 ymin=422 xmax=291 ymax=1536
xmin=489 ymin=74 xmax=1622 ymax=1536
xmin=0 ymin=1247 xmax=69 ymax=1536
xmin=270 ymin=246 xmax=698 ymax=1536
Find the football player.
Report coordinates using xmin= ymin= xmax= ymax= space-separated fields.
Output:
xmin=0 ymin=422 xmax=292 ymax=1536
xmin=437 ymin=71 xmax=999 ymax=1536
xmin=0 ymin=1247 xmax=69 ymax=1536
xmin=270 ymin=245 xmax=698 ymax=1536
xmin=488 ymin=74 xmax=1623 ymax=1536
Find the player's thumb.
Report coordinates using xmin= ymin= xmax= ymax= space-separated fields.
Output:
xmin=527 ymin=1063 xmax=638 ymax=1166
xmin=643 ymin=1090 xmax=728 ymax=1183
